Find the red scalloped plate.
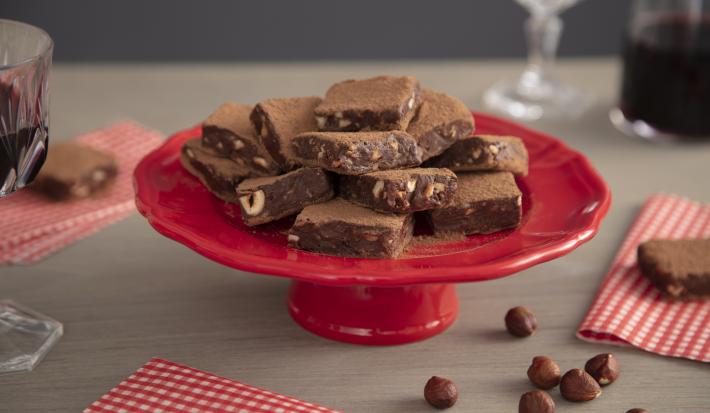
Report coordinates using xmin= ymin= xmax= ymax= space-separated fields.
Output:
xmin=134 ymin=112 xmax=611 ymax=287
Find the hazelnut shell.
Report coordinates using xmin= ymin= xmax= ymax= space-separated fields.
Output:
xmin=505 ymin=306 xmax=538 ymax=337
xmin=424 ymin=376 xmax=458 ymax=409
xmin=560 ymin=368 xmax=602 ymax=402
xmin=585 ymin=353 xmax=620 ymax=386
xmin=527 ymin=356 xmax=561 ymax=390
xmin=519 ymin=390 xmax=555 ymax=413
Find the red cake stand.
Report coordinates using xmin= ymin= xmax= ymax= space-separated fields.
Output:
xmin=134 ymin=112 xmax=610 ymax=345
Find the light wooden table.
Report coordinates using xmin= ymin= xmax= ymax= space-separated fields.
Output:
xmin=1 ymin=59 xmax=708 ymax=412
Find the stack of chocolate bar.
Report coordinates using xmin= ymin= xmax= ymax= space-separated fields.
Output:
xmin=180 ymin=76 xmax=528 ymax=258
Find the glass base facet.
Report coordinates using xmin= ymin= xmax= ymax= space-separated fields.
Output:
xmin=609 ymin=108 xmax=710 ymax=143
xmin=0 ymin=300 xmax=62 ymax=374
xmin=484 ymin=73 xmax=592 ymax=121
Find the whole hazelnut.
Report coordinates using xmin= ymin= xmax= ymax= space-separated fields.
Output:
xmin=519 ymin=390 xmax=555 ymax=413
xmin=424 ymin=376 xmax=458 ymax=409
xmin=560 ymin=368 xmax=602 ymax=402
xmin=626 ymin=409 xmax=649 ymax=413
xmin=527 ymin=356 xmax=561 ymax=389
xmin=584 ymin=353 xmax=620 ymax=386
xmin=505 ymin=306 xmax=538 ymax=337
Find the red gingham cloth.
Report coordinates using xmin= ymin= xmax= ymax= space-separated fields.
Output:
xmin=0 ymin=121 xmax=163 ymax=264
xmin=578 ymin=194 xmax=710 ymax=362
xmin=84 ymin=358 xmax=342 ymax=413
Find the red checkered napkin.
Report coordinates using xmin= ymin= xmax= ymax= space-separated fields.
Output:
xmin=0 ymin=209 xmax=131 ymax=264
xmin=0 ymin=121 xmax=163 ymax=264
xmin=84 ymin=358 xmax=342 ymax=413
xmin=578 ymin=194 xmax=710 ymax=362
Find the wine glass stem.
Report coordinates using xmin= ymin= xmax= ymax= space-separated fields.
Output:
xmin=524 ymin=14 xmax=563 ymax=82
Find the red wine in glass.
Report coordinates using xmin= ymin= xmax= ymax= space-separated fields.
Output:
xmin=619 ymin=14 xmax=710 ymax=140
xmin=0 ymin=78 xmax=49 ymax=195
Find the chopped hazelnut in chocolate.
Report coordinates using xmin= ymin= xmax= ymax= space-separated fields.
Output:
xmin=407 ymin=89 xmax=475 ymax=160
xmin=180 ymin=138 xmax=253 ymax=203
xmin=340 ymin=168 xmax=457 ymax=213
xmin=236 ymin=167 xmax=334 ymax=226
xmin=426 ymin=135 xmax=529 ymax=176
xmin=429 ymin=171 xmax=522 ymax=235
xmin=638 ymin=238 xmax=710 ymax=299
xmin=202 ymin=102 xmax=280 ymax=175
xmin=289 ymin=198 xmax=414 ymax=258
xmin=292 ymin=130 xmax=423 ymax=175
xmin=32 ymin=142 xmax=117 ymax=201
xmin=250 ymin=96 xmax=322 ymax=170
xmin=315 ymin=76 xmax=421 ymax=131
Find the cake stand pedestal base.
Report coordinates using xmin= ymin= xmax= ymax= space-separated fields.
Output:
xmin=287 ymin=281 xmax=458 ymax=345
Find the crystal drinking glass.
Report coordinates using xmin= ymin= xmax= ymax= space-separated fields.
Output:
xmin=0 ymin=19 xmax=62 ymax=374
xmin=484 ymin=0 xmax=592 ymax=120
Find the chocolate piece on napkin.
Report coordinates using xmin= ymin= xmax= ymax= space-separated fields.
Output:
xmin=32 ymin=141 xmax=118 ymax=201
xmin=2 ymin=121 xmax=163 ymax=264
xmin=638 ymin=238 xmax=710 ymax=299
xmin=577 ymin=194 xmax=710 ymax=363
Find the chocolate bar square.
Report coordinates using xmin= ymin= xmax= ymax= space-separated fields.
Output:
xmin=288 ymin=198 xmax=414 ymax=258
xmin=314 ymin=76 xmax=421 ymax=131
xmin=236 ymin=167 xmax=334 ymax=226
xmin=32 ymin=142 xmax=117 ymax=201
xmin=407 ymin=89 xmax=475 ymax=160
xmin=180 ymin=138 xmax=253 ymax=203
xmin=291 ymin=131 xmax=422 ymax=175
xmin=426 ymin=135 xmax=529 ymax=176
xmin=202 ymin=102 xmax=280 ymax=175
xmin=429 ymin=171 xmax=522 ymax=235
xmin=250 ymin=96 xmax=322 ymax=171
xmin=340 ymin=168 xmax=457 ymax=213
xmin=638 ymin=238 xmax=710 ymax=299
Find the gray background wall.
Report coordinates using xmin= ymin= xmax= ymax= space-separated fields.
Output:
xmin=4 ymin=0 xmax=628 ymax=61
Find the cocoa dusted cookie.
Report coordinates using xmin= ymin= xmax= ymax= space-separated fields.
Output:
xmin=638 ymin=238 xmax=710 ymax=299
xmin=202 ymin=102 xmax=280 ymax=175
xmin=407 ymin=89 xmax=475 ymax=160
xmin=180 ymin=138 xmax=253 ymax=203
xmin=340 ymin=168 xmax=457 ymax=213
xmin=292 ymin=131 xmax=423 ymax=175
xmin=236 ymin=167 xmax=334 ymax=226
xmin=427 ymin=135 xmax=529 ymax=176
xmin=250 ymin=96 xmax=322 ymax=171
xmin=429 ymin=171 xmax=522 ymax=235
xmin=315 ymin=75 xmax=421 ymax=132
xmin=32 ymin=142 xmax=117 ymax=201
xmin=288 ymin=198 xmax=414 ymax=258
